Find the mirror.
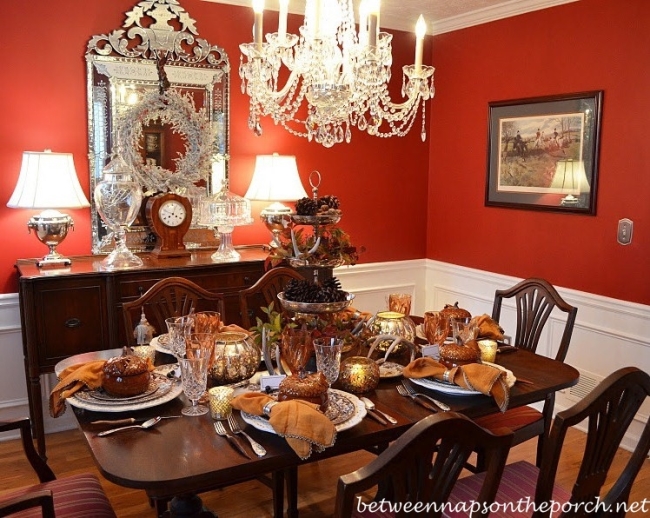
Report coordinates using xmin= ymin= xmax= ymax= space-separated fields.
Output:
xmin=86 ymin=0 xmax=229 ymax=253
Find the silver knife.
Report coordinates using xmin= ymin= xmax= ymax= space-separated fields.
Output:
xmin=221 ymin=428 xmax=252 ymax=459
xmin=365 ymin=409 xmax=388 ymax=425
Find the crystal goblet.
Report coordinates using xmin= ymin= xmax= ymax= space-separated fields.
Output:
xmin=179 ymin=356 xmax=210 ymax=417
xmin=313 ymin=337 xmax=344 ymax=388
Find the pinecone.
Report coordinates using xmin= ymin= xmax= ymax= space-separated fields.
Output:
xmin=318 ymin=195 xmax=340 ymax=211
xmin=295 ymin=197 xmax=318 ymax=215
xmin=283 ymin=277 xmax=347 ymax=303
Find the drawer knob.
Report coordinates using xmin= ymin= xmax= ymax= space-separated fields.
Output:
xmin=64 ymin=318 xmax=82 ymax=329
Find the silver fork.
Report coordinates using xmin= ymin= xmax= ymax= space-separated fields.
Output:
xmin=401 ymin=381 xmax=450 ymax=411
xmin=214 ymin=421 xmax=251 ymax=459
xmin=396 ymin=384 xmax=437 ymax=412
xmin=227 ymin=414 xmax=267 ymax=457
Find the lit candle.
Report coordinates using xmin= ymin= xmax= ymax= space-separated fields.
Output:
xmin=414 ymin=15 xmax=426 ymax=74
xmin=278 ymin=0 xmax=288 ymax=42
xmin=253 ymin=0 xmax=265 ymax=50
xmin=313 ymin=0 xmax=322 ymax=38
xmin=367 ymin=0 xmax=379 ymax=48
xmin=358 ymin=0 xmax=368 ymax=45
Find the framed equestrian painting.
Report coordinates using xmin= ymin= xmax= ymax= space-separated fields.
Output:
xmin=485 ymin=91 xmax=603 ymax=214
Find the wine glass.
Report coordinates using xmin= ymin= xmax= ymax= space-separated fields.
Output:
xmin=179 ymin=356 xmax=210 ymax=416
xmin=451 ymin=317 xmax=478 ymax=345
xmin=313 ymin=337 xmax=344 ymax=389
xmin=424 ymin=311 xmax=449 ymax=346
xmin=185 ymin=332 xmax=216 ymax=368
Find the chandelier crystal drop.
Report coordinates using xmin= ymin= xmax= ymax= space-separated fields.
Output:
xmin=239 ymin=0 xmax=435 ymax=147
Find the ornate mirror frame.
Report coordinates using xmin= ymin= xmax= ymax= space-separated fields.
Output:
xmin=86 ymin=0 xmax=230 ymax=253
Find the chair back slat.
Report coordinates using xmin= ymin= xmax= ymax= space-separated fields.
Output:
xmin=533 ymin=367 xmax=650 ymax=518
xmin=334 ymin=413 xmax=513 ymax=518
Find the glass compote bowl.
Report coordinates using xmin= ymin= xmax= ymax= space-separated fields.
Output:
xmin=94 ymin=156 xmax=143 ymax=270
xmin=179 ymin=355 xmax=210 ymax=416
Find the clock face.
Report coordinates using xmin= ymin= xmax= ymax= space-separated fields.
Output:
xmin=158 ymin=200 xmax=187 ymax=227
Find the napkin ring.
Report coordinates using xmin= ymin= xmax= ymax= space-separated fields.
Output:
xmin=263 ymin=401 xmax=278 ymax=416
xmin=443 ymin=370 xmax=451 ymax=383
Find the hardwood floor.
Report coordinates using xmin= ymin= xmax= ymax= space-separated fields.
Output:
xmin=1 ymin=426 xmax=648 ymax=517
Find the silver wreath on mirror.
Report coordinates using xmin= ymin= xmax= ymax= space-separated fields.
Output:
xmin=87 ymin=0 xmax=230 ymax=253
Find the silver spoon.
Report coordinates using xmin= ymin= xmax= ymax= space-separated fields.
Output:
xmin=360 ymin=397 xmax=397 ymax=424
xmin=97 ymin=416 xmax=162 ymax=437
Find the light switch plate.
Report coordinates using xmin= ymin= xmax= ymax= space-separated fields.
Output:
xmin=617 ymin=218 xmax=633 ymax=245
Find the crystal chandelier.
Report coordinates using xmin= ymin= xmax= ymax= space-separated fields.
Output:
xmin=239 ymin=0 xmax=435 ymax=147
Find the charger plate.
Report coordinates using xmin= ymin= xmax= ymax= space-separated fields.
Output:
xmin=66 ymin=367 xmax=182 ymax=412
xmin=241 ymin=389 xmax=366 ymax=433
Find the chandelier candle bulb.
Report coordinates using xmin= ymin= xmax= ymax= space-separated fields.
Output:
xmin=358 ymin=0 xmax=368 ymax=45
xmin=367 ymin=0 xmax=379 ymax=48
xmin=253 ymin=0 xmax=264 ymax=50
xmin=414 ymin=15 xmax=426 ymax=74
xmin=278 ymin=0 xmax=288 ymax=41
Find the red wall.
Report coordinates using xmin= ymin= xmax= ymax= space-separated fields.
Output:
xmin=0 ymin=0 xmax=430 ymax=293
xmin=427 ymin=0 xmax=650 ymax=305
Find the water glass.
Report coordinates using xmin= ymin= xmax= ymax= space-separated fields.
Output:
xmin=179 ymin=356 xmax=210 ymax=416
xmin=451 ymin=317 xmax=478 ymax=345
xmin=313 ymin=337 xmax=344 ymax=388
xmin=423 ymin=311 xmax=449 ymax=346
xmin=388 ymin=293 xmax=412 ymax=316
xmin=165 ymin=316 xmax=194 ymax=358
xmin=185 ymin=332 xmax=215 ymax=367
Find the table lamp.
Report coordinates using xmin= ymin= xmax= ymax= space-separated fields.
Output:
xmin=7 ymin=150 xmax=90 ymax=268
xmin=244 ymin=153 xmax=308 ymax=247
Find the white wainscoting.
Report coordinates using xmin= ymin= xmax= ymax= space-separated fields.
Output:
xmin=1 ymin=261 xmax=648 ymax=450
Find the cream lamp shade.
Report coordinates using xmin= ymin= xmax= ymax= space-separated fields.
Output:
xmin=244 ymin=153 xmax=308 ymax=247
xmin=245 ymin=154 xmax=308 ymax=202
xmin=7 ymin=150 xmax=90 ymax=268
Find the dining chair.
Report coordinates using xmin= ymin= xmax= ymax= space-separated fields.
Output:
xmin=472 ymin=277 xmax=578 ymax=471
xmin=238 ymin=266 xmax=305 ymax=330
xmin=333 ymin=412 xmax=514 ymax=518
xmin=0 ymin=417 xmax=116 ymax=518
xmin=122 ymin=276 xmax=225 ymax=346
xmin=450 ymin=366 xmax=650 ymax=518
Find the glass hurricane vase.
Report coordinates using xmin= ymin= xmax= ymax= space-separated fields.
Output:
xmin=94 ymin=160 xmax=143 ymax=270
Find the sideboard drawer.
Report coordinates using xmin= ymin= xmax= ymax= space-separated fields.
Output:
xmin=26 ymin=278 xmax=110 ymax=368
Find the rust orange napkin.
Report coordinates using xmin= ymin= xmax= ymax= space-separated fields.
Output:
xmin=232 ymin=392 xmax=336 ymax=459
xmin=403 ymin=357 xmax=510 ymax=412
xmin=49 ymin=360 xmax=107 ymax=418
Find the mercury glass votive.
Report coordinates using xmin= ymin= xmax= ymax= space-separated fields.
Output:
xmin=478 ymin=339 xmax=498 ymax=363
xmin=209 ymin=386 xmax=234 ymax=420
xmin=338 ymin=356 xmax=380 ymax=394
xmin=132 ymin=345 xmax=156 ymax=363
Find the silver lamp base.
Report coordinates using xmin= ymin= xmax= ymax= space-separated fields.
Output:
xmin=27 ymin=210 xmax=74 ymax=268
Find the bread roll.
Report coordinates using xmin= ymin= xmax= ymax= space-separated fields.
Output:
xmin=278 ymin=372 xmax=329 ymax=412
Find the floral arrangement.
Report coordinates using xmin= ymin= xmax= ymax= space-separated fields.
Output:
xmin=118 ymin=88 xmax=214 ymax=196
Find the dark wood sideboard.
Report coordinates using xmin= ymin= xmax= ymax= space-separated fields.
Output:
xmin=15 ymin=248 xmax=268 ymax=457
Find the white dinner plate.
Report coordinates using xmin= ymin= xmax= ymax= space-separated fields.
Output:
xmin=410 ymin=377 xmax=482 ymax=396
xmin=241 ymin=389 xmax=366 ymax=434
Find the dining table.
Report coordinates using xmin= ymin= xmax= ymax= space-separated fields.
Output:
xmin=62 ymin=341 xmax=579 ymax=518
